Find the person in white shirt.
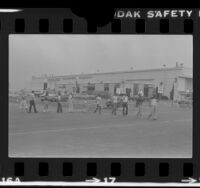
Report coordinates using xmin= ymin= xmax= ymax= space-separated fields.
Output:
xmin=148 ymin=93 xmax=158 ymax=120
xmin=94 ymin=96 xmax=102 ymax=114
xmin=122 ymin=94 xmax=128 ymax=116
xmin=20 ymin=95 xmax=28 ymax=113
xmin=68 ymin=93 xmax=74 ymax=113
xmin=112 ymin=95 xmax=118 ymax=115
xmin=42 ymin=91 xmax=49 ymax=112
xmin=83 ymin=99 xmax=88 ymax=113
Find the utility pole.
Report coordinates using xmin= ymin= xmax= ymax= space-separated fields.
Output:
xmin=163 ymin=64 xmax=166 ymax=96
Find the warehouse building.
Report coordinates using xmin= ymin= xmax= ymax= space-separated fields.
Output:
xmin=31 ymin=66 xmax=192 ymax=100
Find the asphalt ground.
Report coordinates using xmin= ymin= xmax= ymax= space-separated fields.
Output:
xmin=9 ymin=100 xmax=192 ymax=158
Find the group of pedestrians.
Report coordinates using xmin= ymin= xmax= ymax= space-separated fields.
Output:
xmin=20 ymin=91 xmax=38 ymax=113
xmin=19 ymin=90 xmax=158 ymax=120
xmin=56 ymin=92 xmax=74 ymax=113
xmin=93 ymin=94 xmax=128 ymax=116
xmin=19 ymin=91 xmax=74 ymax=114
xmin=108 ymin=90 xmax=158 ymax=120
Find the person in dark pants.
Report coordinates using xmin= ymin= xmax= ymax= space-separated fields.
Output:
xmin=29 ymin=91 xmax=38 ymax=113
xmin=57 ymin=92 xmax=63 ymax=113
xmin=122 ymin=94 xmax=128 ymax=116
xmin=170 ymin=84 xmax=174 ymax=106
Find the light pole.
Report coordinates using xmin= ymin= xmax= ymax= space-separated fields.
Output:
xmin=163 ymin=64 xmax=166 ymax=96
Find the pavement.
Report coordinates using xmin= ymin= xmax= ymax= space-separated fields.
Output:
xmin=9 ymin=101 xmax=192 ymax=158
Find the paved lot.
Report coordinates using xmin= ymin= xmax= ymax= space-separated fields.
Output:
xmin=9 ymin=101 xmax=192 ymax=158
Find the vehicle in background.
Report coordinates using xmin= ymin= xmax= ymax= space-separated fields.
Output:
xmin=40 ymin=90 xmax=69 ymax=102
xmin=61 ymin=94 xmax=68 ymax=102
xmin=106 ymin=95 xmax=123 ymax=109
xmin=40 ymin=90 xmax=58 ymax=102
xmin=73 ymin=93 xmax=89 ymax=100
xmin=9 ymin=92 xmax=20 ymax=103
xmin=178 ymin=92 xmax=192 ymax=108
xmin=34 ymin=90 xmax=45 ymax=97
xmin=87 ymin=91 xmax=111 ymax=99
xmin=73 ymin=92 xmax=96 ymax=100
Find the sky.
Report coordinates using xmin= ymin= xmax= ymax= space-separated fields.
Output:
xmin=9 ymin=35 xmax=193 ymax=90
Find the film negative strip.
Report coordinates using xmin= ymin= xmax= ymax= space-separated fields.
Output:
xmin=0 ymin=8 xmax=199 ymax=186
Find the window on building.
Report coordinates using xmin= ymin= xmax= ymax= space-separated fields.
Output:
xmin=126 ymin=88 xmax=131 ymax=97
xmin=76 ymin=85 xmax=80 ymax=93
xmin=114 ymin=83 xmax=120 ymax=94
xmin=133 ymin=83 xmax=139 ymax=95
xmin=43 ymin=83 xmax=48 ymax=90
xmin=144 ymin=84 xmax=148 ymax=97
xmin=87 ymin=83 xmax=95 ymax=93
xmin=104 ymin=83 xmax=109 ymax=92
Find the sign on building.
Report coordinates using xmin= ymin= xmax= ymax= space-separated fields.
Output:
xmin=116 ymin=88 xmax=121 ymax=94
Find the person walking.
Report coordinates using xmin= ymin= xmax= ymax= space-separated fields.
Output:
xmin=68 ymin=93 xmax=74 ymax=113
xmin=28 ymin=91 xmax=38 ymax=113
xmin=57 ymin=92 xmax=63 ymax=113
xmin=122 ymin=94 xmax=128 ymax=116
xmin=112 ymin=95 xmax=118 ymax=115
xmin=83 ymin=99 xmax=88 ymax=112
xmin=136 ymin=93 xmax=144 ymax=118
xmin=148 ymin=93 xmax=158 ymax=120
xmin=42 ymin=98 xmax=49 ymax=112
xmin=20 ymin=95 xmax=28 ymax=113
xmin=42 ymin=91 xmax=49 ymax=112
xmin=94 ymin=95 xmax=102 ymax=114
xmin=170 ymin=84 xmax=174 ymax=106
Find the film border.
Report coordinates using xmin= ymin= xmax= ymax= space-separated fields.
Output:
xmin=0 ymin=8 xmax=199 ymax=184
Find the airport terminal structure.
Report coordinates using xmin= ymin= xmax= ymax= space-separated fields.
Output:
xmin=31 ymin=66 xmax=193 ymax=100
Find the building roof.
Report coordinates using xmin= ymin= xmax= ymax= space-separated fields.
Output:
xmin=33 ymin=66 xmax=192 ymax=79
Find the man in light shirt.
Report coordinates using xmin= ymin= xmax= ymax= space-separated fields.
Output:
xmin=148 ymin=93 xmax=158 ymax=120
xmin=68 ymin=93 xmax=74 ymax=113
xmin=20 ymin=95 xmax=28 ymax=113
xmin=94 ymin=95 xmax=102 ymax=114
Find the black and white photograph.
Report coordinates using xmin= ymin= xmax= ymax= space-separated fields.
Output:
xmin=9 ymin=35 xmax=193 ymax=158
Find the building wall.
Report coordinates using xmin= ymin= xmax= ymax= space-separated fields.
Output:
xmin=109 ymin=83 xmax=115 ymax=95
xmin=30 ymin=67 xmax=193 ymax=98
xmin=95 ymin=83 xmax=104 ymax=91
xmin=31 ymin=77 xmax=44 ymax=91
xmin=186 ymin=78 xmax=193 ymax=91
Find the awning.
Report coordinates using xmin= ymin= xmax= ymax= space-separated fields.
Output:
xmin=179 ymin=75 xmax=193 ymax=79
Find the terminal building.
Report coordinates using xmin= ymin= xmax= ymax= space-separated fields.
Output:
xmin=31 ymin=66 xmax=193 ymax=100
